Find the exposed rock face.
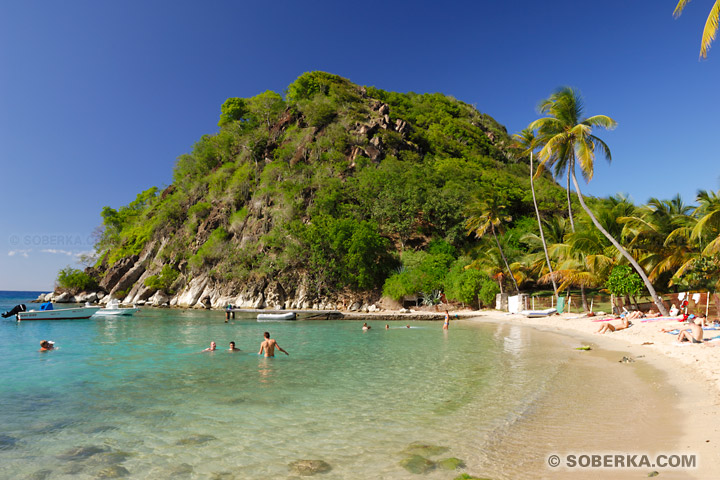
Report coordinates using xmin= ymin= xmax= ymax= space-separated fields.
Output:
xmin=99 ymin=255 xmax=138 ymax=291
xmin=54 ymin=292 xmax=72 ymax=303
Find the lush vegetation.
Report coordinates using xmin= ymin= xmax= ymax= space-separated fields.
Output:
xmin=80 ymin=72 xmax=720 ymax=310
xmin=57 ymin=267 xmax=98 ymax=293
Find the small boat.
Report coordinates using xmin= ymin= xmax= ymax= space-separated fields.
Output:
xmin=257 ymin=312 xmax=296 ymax=321
xmin=93 ymin=299 xmax=139 ymax=316
xmin=17 ymin=302 xmax=101 ymax=321
xmin=520 ymin=308 xmax=557 ymax=318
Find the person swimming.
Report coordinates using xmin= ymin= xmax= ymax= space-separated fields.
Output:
xmin=228 ymin=341 xmax=240 ymax=351
xmin=39 ymin=340 xmax=54 ymax=351
xmin=202 ymin=342 xmax=217 ymax=352
xmin=362 ymin=322 xmax=370 ymax=332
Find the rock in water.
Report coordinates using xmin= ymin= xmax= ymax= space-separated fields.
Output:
xmin=57 ymin=445 xmax=108 ymax=461
xmin=166 ymin=463 xmax=194 ymax=477
xmin=0 ymin=434 xmax=18 ymax=450
xmin=288 ymin=459 xmax=333 ymax=476
xmin=402 ymin=442 xmax=450 ymax=457
xmin=175 ymin=434 xmax=217 ymax=445
xmin=399 ymin=455 xmax=435 ymax=474
xmin=96 ymin=465 xmax=130 ymax=478
xmin=437 ymin=457 xmax=466 ymax=470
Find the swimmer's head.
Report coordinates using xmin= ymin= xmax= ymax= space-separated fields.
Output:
xmin=264 ymin=332 xmax=270 ymax=338
xmin=229 ymin=341 xmax=235 ymax=348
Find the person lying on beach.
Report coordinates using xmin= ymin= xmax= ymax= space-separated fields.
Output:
xmin=259 ymin=332 xmax=289 ymax=357
xmin=596 ymin=317 xmax=631 ymax=334
xmin=228 ymin=341 xmax=240 ymax=351
xmin=39 ymin=340 xmax=54 ymax=351
xmin=677 ymin=320 xmax=703 ymax=344
xmin=202 ymin=342 xmax=217 ymax=352
xmin=624 ymin=310 xmax=645 ymax=320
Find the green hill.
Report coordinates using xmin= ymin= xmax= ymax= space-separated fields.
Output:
xmin=78 ymin=71 xmax=569 ymax=309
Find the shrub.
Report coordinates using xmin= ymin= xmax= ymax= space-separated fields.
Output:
xmin=144 ymin=265 xmax=180 ymax=293
xmin=56 ymin=267 xmax=98 ymax=294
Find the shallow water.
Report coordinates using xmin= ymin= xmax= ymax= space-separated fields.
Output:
xmin=0 ymin=293 xmax=682 ymax=479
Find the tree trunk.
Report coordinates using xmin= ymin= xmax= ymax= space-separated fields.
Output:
xmin=531 ymin=153 xmax=558 ymax=299
xmin=581 ymin=284 xmax=589 ymax=311
xmin=571 ymin=170 xmax=669 ymax=316
xmin=492 ymin=225 xmax=519 ymax=294
xmin=566 ymin=170 xmax=575 ymax=232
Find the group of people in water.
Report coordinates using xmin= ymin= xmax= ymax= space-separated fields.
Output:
xmin=202 ymin=332 xmax=289 ymax=357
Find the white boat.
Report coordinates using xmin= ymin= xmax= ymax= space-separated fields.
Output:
xmin=257 ymin=312 xmax=296 ymax=321
xmin=93 ymin=299 xmax=139 ymax=316
xmin=17 ymin=304 xmax=102 ymax=321
xmin=520 ymin=308 xmax=557 ymax=318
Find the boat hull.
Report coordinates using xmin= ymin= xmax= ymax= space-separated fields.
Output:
xmin=17 ymin=307 xmax=102 ymax=321
xmin=257 ymin=312 xmax=296 ymax=321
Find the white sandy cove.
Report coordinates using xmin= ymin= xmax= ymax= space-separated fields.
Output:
xmin=471 ymin=310 xmax=720 ymax=479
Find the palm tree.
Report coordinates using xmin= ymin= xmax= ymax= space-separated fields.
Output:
xmin=512 ymin=128 xmax=558 ymax=298
xmin=531 ymin=87 xmax=669 ymax=316
xmin=674 ymin=0 xmax=720 ymax=58
xmin=465 ymin=196 xmax=520 ymax=294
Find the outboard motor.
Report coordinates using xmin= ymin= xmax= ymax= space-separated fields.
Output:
xmin=1 ymin=304 xmax=27 ymax=318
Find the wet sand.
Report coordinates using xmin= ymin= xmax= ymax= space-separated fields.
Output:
xmin=468 ymin=312 xmax=720 ymax=479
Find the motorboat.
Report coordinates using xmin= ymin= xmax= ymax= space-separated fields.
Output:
xmin=93 ymin=299 xmax=139 ymax=316
xmin=257 ymin=312 xmax=296 ymax=321
xmin=16 ymin=302 xmax=101 ymax=321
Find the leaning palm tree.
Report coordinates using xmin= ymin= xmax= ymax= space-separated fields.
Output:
xmin=511 ymin=128 xmax=558 ymax=298
xmin=531 ymin=87 xmax=669 ymax=316
xmin=674 ymin=0 xmax=720 ymax=58
xmin=465 ymin=196 xmax=520 ymax=294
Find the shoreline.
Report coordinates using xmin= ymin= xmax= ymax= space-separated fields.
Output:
xmin=466 ymin=311 xmax=720 ymax=479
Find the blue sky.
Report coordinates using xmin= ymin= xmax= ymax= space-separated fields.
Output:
xmin=1 ymin=1 xmax=718 ymax=291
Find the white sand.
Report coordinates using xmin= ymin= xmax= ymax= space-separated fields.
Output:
xmin=469 ymin=311 xmax=720 ymax=479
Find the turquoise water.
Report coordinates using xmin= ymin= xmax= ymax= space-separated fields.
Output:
xmin=0 ymin=292 xmax=643 ymax=479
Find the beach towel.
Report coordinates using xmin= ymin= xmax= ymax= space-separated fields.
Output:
xmin=640 ymin=316 xmax=683 ymax=323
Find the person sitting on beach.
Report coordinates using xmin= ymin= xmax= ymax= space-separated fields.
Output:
xmin=228 ymin=341 xmax=240 ymax=352
xmin=677 ymin=319 xmax=703 ymax=344
xmin=202 ymin=342 xmax=217 ymax=352
xmin=39 ymin=340 xmax=54 ymax=351
xmin=259 ymin=332 xmax=289 ymax=357
xmin=362 ymin=322 xmax=370 ymax=332
xmin=596 ymin=316 xmax=631 ymax=334
xmin=443 ymin=310 xmax=450 ymax=330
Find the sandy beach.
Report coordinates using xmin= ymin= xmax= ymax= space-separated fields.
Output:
xmin=472 ymin=310 xmax=720 ymax=479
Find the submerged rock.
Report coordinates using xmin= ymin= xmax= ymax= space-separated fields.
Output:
xmin=210 ymin=473 xmax=236 ymax=480
xmin=176 ymin=434 xmax=217 ymax=446
xmin=437 ymin=457 xmax=466 ymax=470
xmin=27 ymin=469 xmax=52 ymax=480
xmin=452 ymin=475 xmax=492 ymax=480
xmin=288 ymin=459 xmax=333 ymax=476
xmin=166 ymin=463 xmax=193 ymax=477
xmin=0 ymin=434 xmax=19 ymax=450
xmin=57 ymin=445 xmax=108 ymax=461
xmin=399 ymin=455 xmax=435 ymax=474
xmin=96 ymin=465 xmax=130 ymax=478
xmin=86 ymin=451 xmax=131 ymax=466
xmin=402 ymin=442 xmax=449 ymax=457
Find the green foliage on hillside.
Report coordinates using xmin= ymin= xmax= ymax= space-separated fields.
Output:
xmin=57 ymin=267 xmax=98 ymax=293
xmin=90 ymin=71 xmax=574 ymax=300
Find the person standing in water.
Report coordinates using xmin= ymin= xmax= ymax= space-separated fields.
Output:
xmin=228 ymin=341 xmax=240 ymax=351
xmin=443 ymin=310 xmax=450 ymax=330
xmin=202 ymin=342 xmax=217 ymax=352
xmin=258 ymin=332 xmax=289 ymax=357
